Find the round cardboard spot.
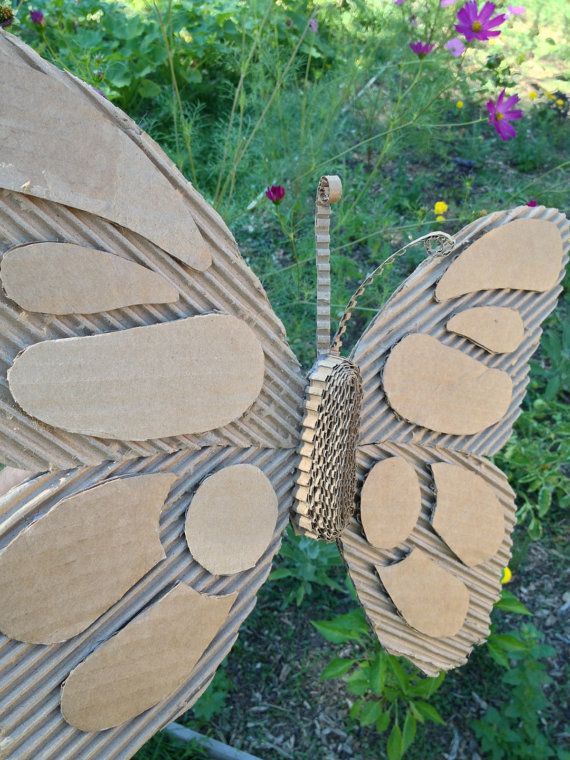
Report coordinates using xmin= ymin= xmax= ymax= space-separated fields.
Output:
xmin=360 ymin=457 xmax=421 ymax=549
xmin=185 ymin=464 xmax=278 ymax=575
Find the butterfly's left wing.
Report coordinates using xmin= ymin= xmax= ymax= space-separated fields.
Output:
xmin=340 ymin=206 xmax=568 ymax=674
xmin=0 ymin=33 xmax=305 ymax=759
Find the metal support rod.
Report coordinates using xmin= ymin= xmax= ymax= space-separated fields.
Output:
xmin=164 ymin=722 xmax=263 ymax=760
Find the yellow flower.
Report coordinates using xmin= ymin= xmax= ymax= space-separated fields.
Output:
xmin=434 ymin=200 xmax=448 ymax=216
xmin=556 ymin=98 xmax=564 ymax=106
xmin=546 ymin=92 xmax=555 ymax=100
xmin=501 ymin=566 xmax=513 ymax=584
xmin=456 ymin=99 xmax=464 ymax=109
xmin=436 ymin=215 xmax=446 ymax=222
xmin=529 ymin=90 xmax=538 ymax=101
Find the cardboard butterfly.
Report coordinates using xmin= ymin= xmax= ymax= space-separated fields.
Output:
xmin=0 ymin=33 xmax=567 ymax=759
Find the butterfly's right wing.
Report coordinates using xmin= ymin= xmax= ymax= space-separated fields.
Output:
xmin=340 ymin=206 xmax=568 ymax=674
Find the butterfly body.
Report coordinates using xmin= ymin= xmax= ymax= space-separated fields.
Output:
xmin=0 ymin=32 xmax=567 ymax=760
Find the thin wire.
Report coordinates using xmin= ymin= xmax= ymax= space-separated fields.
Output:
xmin=330 ymin=231 xmax=456 ymax=355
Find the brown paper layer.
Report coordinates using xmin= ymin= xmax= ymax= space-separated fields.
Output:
xmin=352 ymin=206 xmax=569 ymax=456
xmin=377 ymin=548 xmax=470 ymax=638
xmin=8 ymin=315 xmax=265 ymax=440
xmin=431 ymin=463 xmax=505 ymax=567
xmin=383 ymin=333 xmax=512 ymax=435
xmin=341 ymin=442 xmax=516 ymax=675
xmin=0 ymin=473 xmax=175 ymax=644
xmin=1 ymin=243 xmax=179 ymax=314
xmin=0 ymin=40 xmax=211 ymax=271
xmin=360 ymin=457 xmax=421 ymax=549
xmin=60 ymin=585 xmax=236 ymax=731
xmin=0 ymin=445 xmax=295 ymax=759
xmin=446 ymin=306 xmax=524 ymax=354
xmin=185 ymin=464 xmax=278 ymax=575
xmin=435 ymin=219 xmax=564 ymax=301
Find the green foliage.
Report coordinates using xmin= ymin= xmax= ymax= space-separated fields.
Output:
xmin=269 ymin=526 xmax=343 ymax=606
xmin=315 ymin=607 xmax=446 ymax=758
xmin=191 ymin=667 xmax=232 ymax=722
xmin=473 ymin=625 xmax=561 ymax=760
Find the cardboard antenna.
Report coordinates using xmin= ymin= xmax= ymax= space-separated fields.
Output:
xmin=315 ymin=175 xmax=343 ymax=357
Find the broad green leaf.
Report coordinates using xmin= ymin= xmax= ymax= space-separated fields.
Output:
xmin=387 ymin=723 xmax=403 ymax=760
xmin=402 ymin=710 xmax=417 ymax=753
xmin=415 ymin=701 xmax=445 ymax=725
xmin=359 ymin=700 xmax=383 ymax=727
xmin=495 ymin=589 xmax=532 ymax=616
xmin=388 ymin=656 xmax=409 ymax=695
xmin=490 ymin=633 xmax=528 ymax=653
xmin=369 ymin=652 xmax=387 ymax=696
xmin=376 ymin=709 xmax=391 ymax=733
xmin=321 ymin=658 xmax=355 ymax=680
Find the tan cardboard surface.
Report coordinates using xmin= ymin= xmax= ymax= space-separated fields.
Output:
xmin=377 ymin=548 xmax=470 ymax=638
xmin=0 ymin=473 xmax=175 ymax=644
xmin=8 ymin=314 xmax=265 ymax=440
xmin=0 ymin=45 xmax=211 ymax=271
xmin=185 ymin=464 xmax=278 ymax=575
xmin=360 ymin=457 xmax=421 ymax=549
xmin=447 ymin=306 xmax=524 ymax=353
xmin=383 ymin=333 xmax=512 ymax=435
xmin=60 ymin=584 xmax=237 ymax=731
xmin=1 ymin=243 xmax=179 ymax=314
xmin=435 ymin=219 xmax=563 ymax=301
xmin=0 ymin=467 xmax=31 ymax=499
xmin=431 ymin=463 xmax=505 ymax=567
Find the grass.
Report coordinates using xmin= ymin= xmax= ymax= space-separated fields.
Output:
xmin=10 ymin=0 xmax=570 ymax=756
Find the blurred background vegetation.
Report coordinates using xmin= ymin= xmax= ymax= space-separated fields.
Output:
xmin=7 ymin=0 xmax=569 ymax=756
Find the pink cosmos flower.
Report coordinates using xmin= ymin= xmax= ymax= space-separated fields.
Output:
xmin=308 ymin=17 xmax=318 ymax=32
xmin=486 ymin=90 xmax=523 ymax=140
xmin=409 ymin=41 xmax=435 ymax=58
xmin=526 ymin=200 xmax=538 ymax=207
xmin=455 ymin=1 xmax=507 ymax=41
xmin=507 ymin=5 xmax=525 ymax=15
xmin=445 ymin=37 xmax=465 ymax=56
xmin=30 ymin=9 xmax=45 ymax=25
xmin=265 ymin=185 xmax=286 ymax=204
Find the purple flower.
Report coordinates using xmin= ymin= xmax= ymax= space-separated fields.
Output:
xmin=394 ymin=0 xmax=405 ymax=5
xmin=507 ymin=4 xmax=525 ymax=15
xmin=486 ymin=90 xmax=523 ymax=140
xmin=445 ymin=37 xmax=465 ymax=56
xmin=308 ymin=17 xmax=318 ymax=32
xmin=0 ymin=5 xmax=14 ymax=28
xmin=441 ymin=0 xmax=457 ymax=6
xmin=265 ymin=185 xmax=286 ymax=204
xmin=409 ymin=41 xmax=435 ymax=58
xmin=526 ymin=199 xmax=538 ymax=207
xmin=455 ymin=1 xmax=507 ymax=41
xmin=30 ymin=9 xmax=45 ymax=25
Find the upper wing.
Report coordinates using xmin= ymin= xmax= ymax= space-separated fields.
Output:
xmin=340 ymin=208 xmax=568 ymax=675
xmin=351 ymin=205 xmax=568 ymax=456
xmin=0 ymin=32 xmax=304 ymax=472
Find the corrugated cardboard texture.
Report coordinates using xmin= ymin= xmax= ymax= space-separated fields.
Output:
xmin=0 ymin=40 xmax=211 ymax=271
xmin=377 ymin=548 xmax=470 ymax=638
xmin=360 ymin=457 xmax=421 ymax=549
xmin=383 ymin=333 xmax=512 ymax=435
xmin=0 ymin=243 xmax=179 ymax=314
xmin=0 ymin=34 xmax=305 ymax=471
xmin=341 ymin=442 xmax=516 ymax=675
xmin=446 ymin=306 xmax=524 ymax=354
xmin=0 ymin=446 xmax=296 ymax=759
xmin=431 ymin=463 xmax=505 ymax=567
xmin=352 ymin=206 xmax=569 ymax=455
xmin=60 ymin=585 xmax=237 ymax=732
xmin=0 ymin=473 xmax=175 ymax=645
xmin=435 ymin=219 xmax=564 ymax=301
xmin=8 ymin=315 xmax=266 ymax=440
xmin=185 ymin=464 xmax=278 ymax=575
